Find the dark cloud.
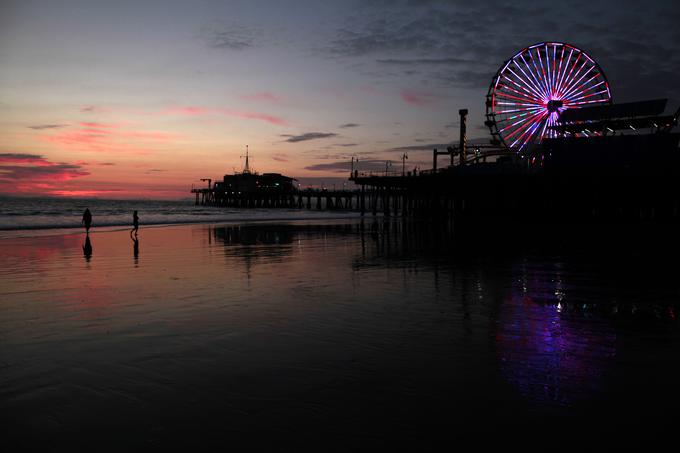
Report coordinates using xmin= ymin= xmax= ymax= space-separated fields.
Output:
xmin=28 ymin=124 xmax=66 ymax=130
xmin=0 ymin=153 xmax=89 ymax=181
xmin=0 ymin=153 xmax=44 ymax=162
xmin=376 ymin=57 xmax=474 ymax=66
xmin=389 ymin=143 xmax=450 ymax=152
xmin=80 ymin=105 xmax=100 ymax=113
xmin=293 ymin=176 xmax=358 ymax=189
xmin=200 ymin=24 xmax=256 ymax=50
xmin=339 ymin=123 xmax=360 ymax=128
xmin=334 ymin=143 xmax=358 ymax=147
xmin=282 ymin=132 xmax=338 ymax=143
xmin=272 ymin=153 xmax=289 ymax=162
xmin=325 ymin=0 xmax=680 ymax=99
xmin=305 ymin=159 xmax=390 ymax=173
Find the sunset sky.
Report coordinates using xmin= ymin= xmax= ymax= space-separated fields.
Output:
xmin=1 ymin=0 xmax=679 ymax=199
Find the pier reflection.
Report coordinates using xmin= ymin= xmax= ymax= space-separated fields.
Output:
xmin=351 ymin=218 xmax=680 ymax=407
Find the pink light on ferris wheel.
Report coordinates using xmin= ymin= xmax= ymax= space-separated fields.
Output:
xmin=486 ymin=42 xmax=612 ymax=151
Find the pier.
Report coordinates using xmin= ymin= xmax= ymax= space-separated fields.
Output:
xmin=192 ymin=186 xmax=358 ymax=211
xmin=191 ymin=61 xmax=680 ymax=223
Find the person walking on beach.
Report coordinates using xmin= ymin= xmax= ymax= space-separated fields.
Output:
xmin=131 ymin=210 xmax=139 ymax=236
xmin=82 ymin=208 xmax=92 ymax=233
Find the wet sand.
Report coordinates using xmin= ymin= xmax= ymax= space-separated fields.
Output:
xmin=2 ymin=220 xmax=680 ymax=450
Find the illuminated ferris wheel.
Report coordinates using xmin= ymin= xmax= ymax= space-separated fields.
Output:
xmin=486 ymin=42 xmax=612 ymax=151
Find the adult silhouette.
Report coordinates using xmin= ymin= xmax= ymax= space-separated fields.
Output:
xmin=82 ymin=208 xmax=92 ymax=233
xmin=131 ymin=210 xmax=139 ymax=237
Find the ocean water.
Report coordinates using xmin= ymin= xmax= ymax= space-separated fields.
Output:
xmin=0 ymin=196 xmax=359 ymax=235
xmin=2 ymin=218 xmax=680 ymax=450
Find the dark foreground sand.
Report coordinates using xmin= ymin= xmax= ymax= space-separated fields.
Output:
xmin=2 ymin=220 xmax=680 ymax=451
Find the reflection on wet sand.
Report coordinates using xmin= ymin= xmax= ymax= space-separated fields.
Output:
xmin=83 ymin=234 xmax=92 ymax=260
xmin=132 ymin=235 xmax=139 ymax=263
xmin=2 ymin=219 xmax=680 ymax=450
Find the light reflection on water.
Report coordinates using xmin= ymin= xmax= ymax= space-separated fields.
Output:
xmin=1 ymin=219 xmax=679 ymax=449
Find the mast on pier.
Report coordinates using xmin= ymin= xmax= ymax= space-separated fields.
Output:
xmin=241 ymin=145 xmax=251 ymax=174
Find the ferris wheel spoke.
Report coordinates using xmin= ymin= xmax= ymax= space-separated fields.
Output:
xmin=512 ymin=121 xmax=541 ymax=150
xmin=506 ymin=66 xmax=546 ymax=101
xmin=516 ymin=117 xmax=548 ymax=150
xmin=500 ymin=109 xmax=543 ymax=123
xmin=562 ymin=79 xmax=605 ymax=103
xmin=562 ymin=73 xmax=602 ymax=101
xmin=498 ymin=90 xmax=542 ymax=106
xmin=545 ymin=44 xmax=555 ymax=96
xmin=562 ymin=63 xmax=596 ymax=100
xmin=502 ymin=70 xmax=545 ymax=102
xmin=567 ymin=89 xmax=610 ymax=103
xmin=554 ymin=48 xmax=574 ymax=97
xmin=498 ymin=108 xmax=547 ymax=132
xmin=496 ymin=91 xmax=542 ymax=105
xmin=504 ymin=109 xmax=547 ymax=141
xmin=560 ymin=58 xmax=590 ymax=100
xmin=508 ymin=62 xmax=547 ymax=100
xmin=540 ymin=46 xmax=554 ymax=98
xmin=568 ymin=98 xmax=611 ymax=107
xmin=498 ymin=77 xmax=544 ymax=103
xmin=519 ymin=54 xmax=549 ymax=100
xmin=496 ymin=100 xmax=544 ymax=108
xmin=498 ymin=109 xmax=551 ymax=139
xmin=551 ymin=45 xmax=559 ymax=95
xmin=538 ymin=115 xmax=552 ymax=142
xmin=555 ymin=52 xmax=582 ymax=99
xmin=534 ymin=48 xmax=551 ymax=98
xmin=495 ymin=106 xmax=544 ymax=115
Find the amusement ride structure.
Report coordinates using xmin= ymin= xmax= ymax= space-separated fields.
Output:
xmin=193 ymin=41 xmax=680 ymax=221
xmin=485 ymin=42 xmax=613 ymax=151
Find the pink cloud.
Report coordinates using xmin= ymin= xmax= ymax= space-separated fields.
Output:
xmin=41 ymin=122 xmax=178 ymax=154
xmin=79 ymin=122 xmax=117 ymax=129
xmin=241 ymin=92 xmax=282 ymax=103
xmin=165 ymin=106 xmax=289 ymax=126
xmin=401 ymin=90 xmax=438 ymax=106
xmin=166 ymin=106 xmax=212 ymax=116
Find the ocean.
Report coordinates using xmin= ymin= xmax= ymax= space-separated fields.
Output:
xmin=0 ymin=196 xmax=359 ymax=236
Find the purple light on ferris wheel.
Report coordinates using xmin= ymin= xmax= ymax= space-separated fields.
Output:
xmin=486 ymin=42 xmax=612 ymax=151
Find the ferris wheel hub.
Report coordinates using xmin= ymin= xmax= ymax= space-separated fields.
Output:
xmin=547 ymin=99 xmax=563 ymax=112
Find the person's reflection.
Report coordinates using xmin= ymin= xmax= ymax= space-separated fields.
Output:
xmin=83 ymin=234 xmax=93 ymax=261
xmin=132 ymin=235 xmax=139 ymax=263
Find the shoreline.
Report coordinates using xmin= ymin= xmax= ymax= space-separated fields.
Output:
xmin=0 ymin=211 xmax=364 ymax=240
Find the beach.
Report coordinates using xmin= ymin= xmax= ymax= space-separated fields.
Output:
xmin=2 ymin=219 xmax=680 ymax=450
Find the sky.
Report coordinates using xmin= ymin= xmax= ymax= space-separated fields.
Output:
xmin=1 ymin=0 xmax=679 ymax=199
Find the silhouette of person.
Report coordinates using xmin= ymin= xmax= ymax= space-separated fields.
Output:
xmin=132 ymin=235 xmax=139 ymax=260
xmin=82 ymin=208 xmax=92 ymax=233
xmin=131 ymin=210 xmax=139 ymax=237
xmin=83 ymin=235 xmax=93 ymax=260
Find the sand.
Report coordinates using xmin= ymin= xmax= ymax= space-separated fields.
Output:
xmin=2 ymin=220 xmax=680 ymax=450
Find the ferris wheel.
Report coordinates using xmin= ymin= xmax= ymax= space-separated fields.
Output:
xmin=486 ymin=42 xmax=612 ymax=151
